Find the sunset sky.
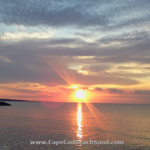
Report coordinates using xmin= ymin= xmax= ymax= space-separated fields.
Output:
xmin=0 ymin=0 xmax=150 ymax=103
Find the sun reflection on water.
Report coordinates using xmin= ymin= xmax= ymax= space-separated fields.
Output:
xmin=77 ymin=103 xmax=83 ymax=139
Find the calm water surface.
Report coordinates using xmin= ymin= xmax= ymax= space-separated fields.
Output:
xmin=0 ymin=102 xmax=150 ymax=150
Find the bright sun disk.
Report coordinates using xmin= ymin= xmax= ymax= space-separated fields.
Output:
xmin=75 ymin=90 xmax=86 ymax=99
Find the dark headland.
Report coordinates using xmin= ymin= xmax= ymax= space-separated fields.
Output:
xmin=0 ymin=101 xmax=11 ymax=106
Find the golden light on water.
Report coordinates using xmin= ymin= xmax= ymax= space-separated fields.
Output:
xmin=77 ymin=103 xmax=83 ymax=139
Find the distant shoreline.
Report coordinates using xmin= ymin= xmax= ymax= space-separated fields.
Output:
xmin=0 ymin=98 xmax=150 ymax=105
xmin=0 ymin=98 xmax=31 ymax=102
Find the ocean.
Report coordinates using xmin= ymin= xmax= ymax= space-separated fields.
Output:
xmin=0 ymin=102 xmax=150 ymax=150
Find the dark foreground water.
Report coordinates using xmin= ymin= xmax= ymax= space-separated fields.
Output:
xmin=0 ymin=102 xmax=150 ymax=150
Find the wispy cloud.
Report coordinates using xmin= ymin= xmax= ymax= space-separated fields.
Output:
xmin=1 ymin=31 xmax=52 ymax=41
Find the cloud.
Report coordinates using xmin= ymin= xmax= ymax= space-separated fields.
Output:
xmin=0 ymin=0 xmax=108 ymax=27
xmin=0 ymin=0 xmax=150 ymax=29
xmin=75 ymin=32 xmax=93 ymax=38
xmin=0 ymin=31 xmax=52 ymax=41
xmin=107 ymin=88 xmax=124 ymax=94
xmin=94 ymin=87 xmax=103 ymax=91
xmin=0 ymin=53 xmax=140 ymax=86
xmin=89 ymin=87 xmax=125 ymax=94
xmin=47 ymin=38 xmax=87 ymax=47
xmin=74 ymin=71 xmax=139 ymax=85
xmin=97 ymin=31 xmax=150 ymax=46
xmin=105 ymin=71 xmax=150 ymax=78
xmin=81 ymin=87 xmax=89 ymax=90
xmin=1 ymin=30 xmax=150 ymax=64
xmin=1 ymin=87 xmax=39 ymax=94
xmin=134 ymin=90 xmax=150 ymax=95
xmin=0 ymin=55 xmax=12 ymax=63
xmin=117 ymin=66 xmax=150 ymax=70
xmin=1 ymin=36 xmax=149 ymax=86
xmin=59 ymin=87 xmax=75 ymax=95
xmin=0 ymin=59 xmax=67 ymax=85
xmin=80 ymin=65 xmax=111 ymax=73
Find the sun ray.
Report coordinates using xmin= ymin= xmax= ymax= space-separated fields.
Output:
xmin=85 ymin=103 xmax=112 ymax=138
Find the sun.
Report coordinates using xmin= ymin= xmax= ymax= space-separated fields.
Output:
xmin=75 ymin=90 xmax=86 ymax=99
